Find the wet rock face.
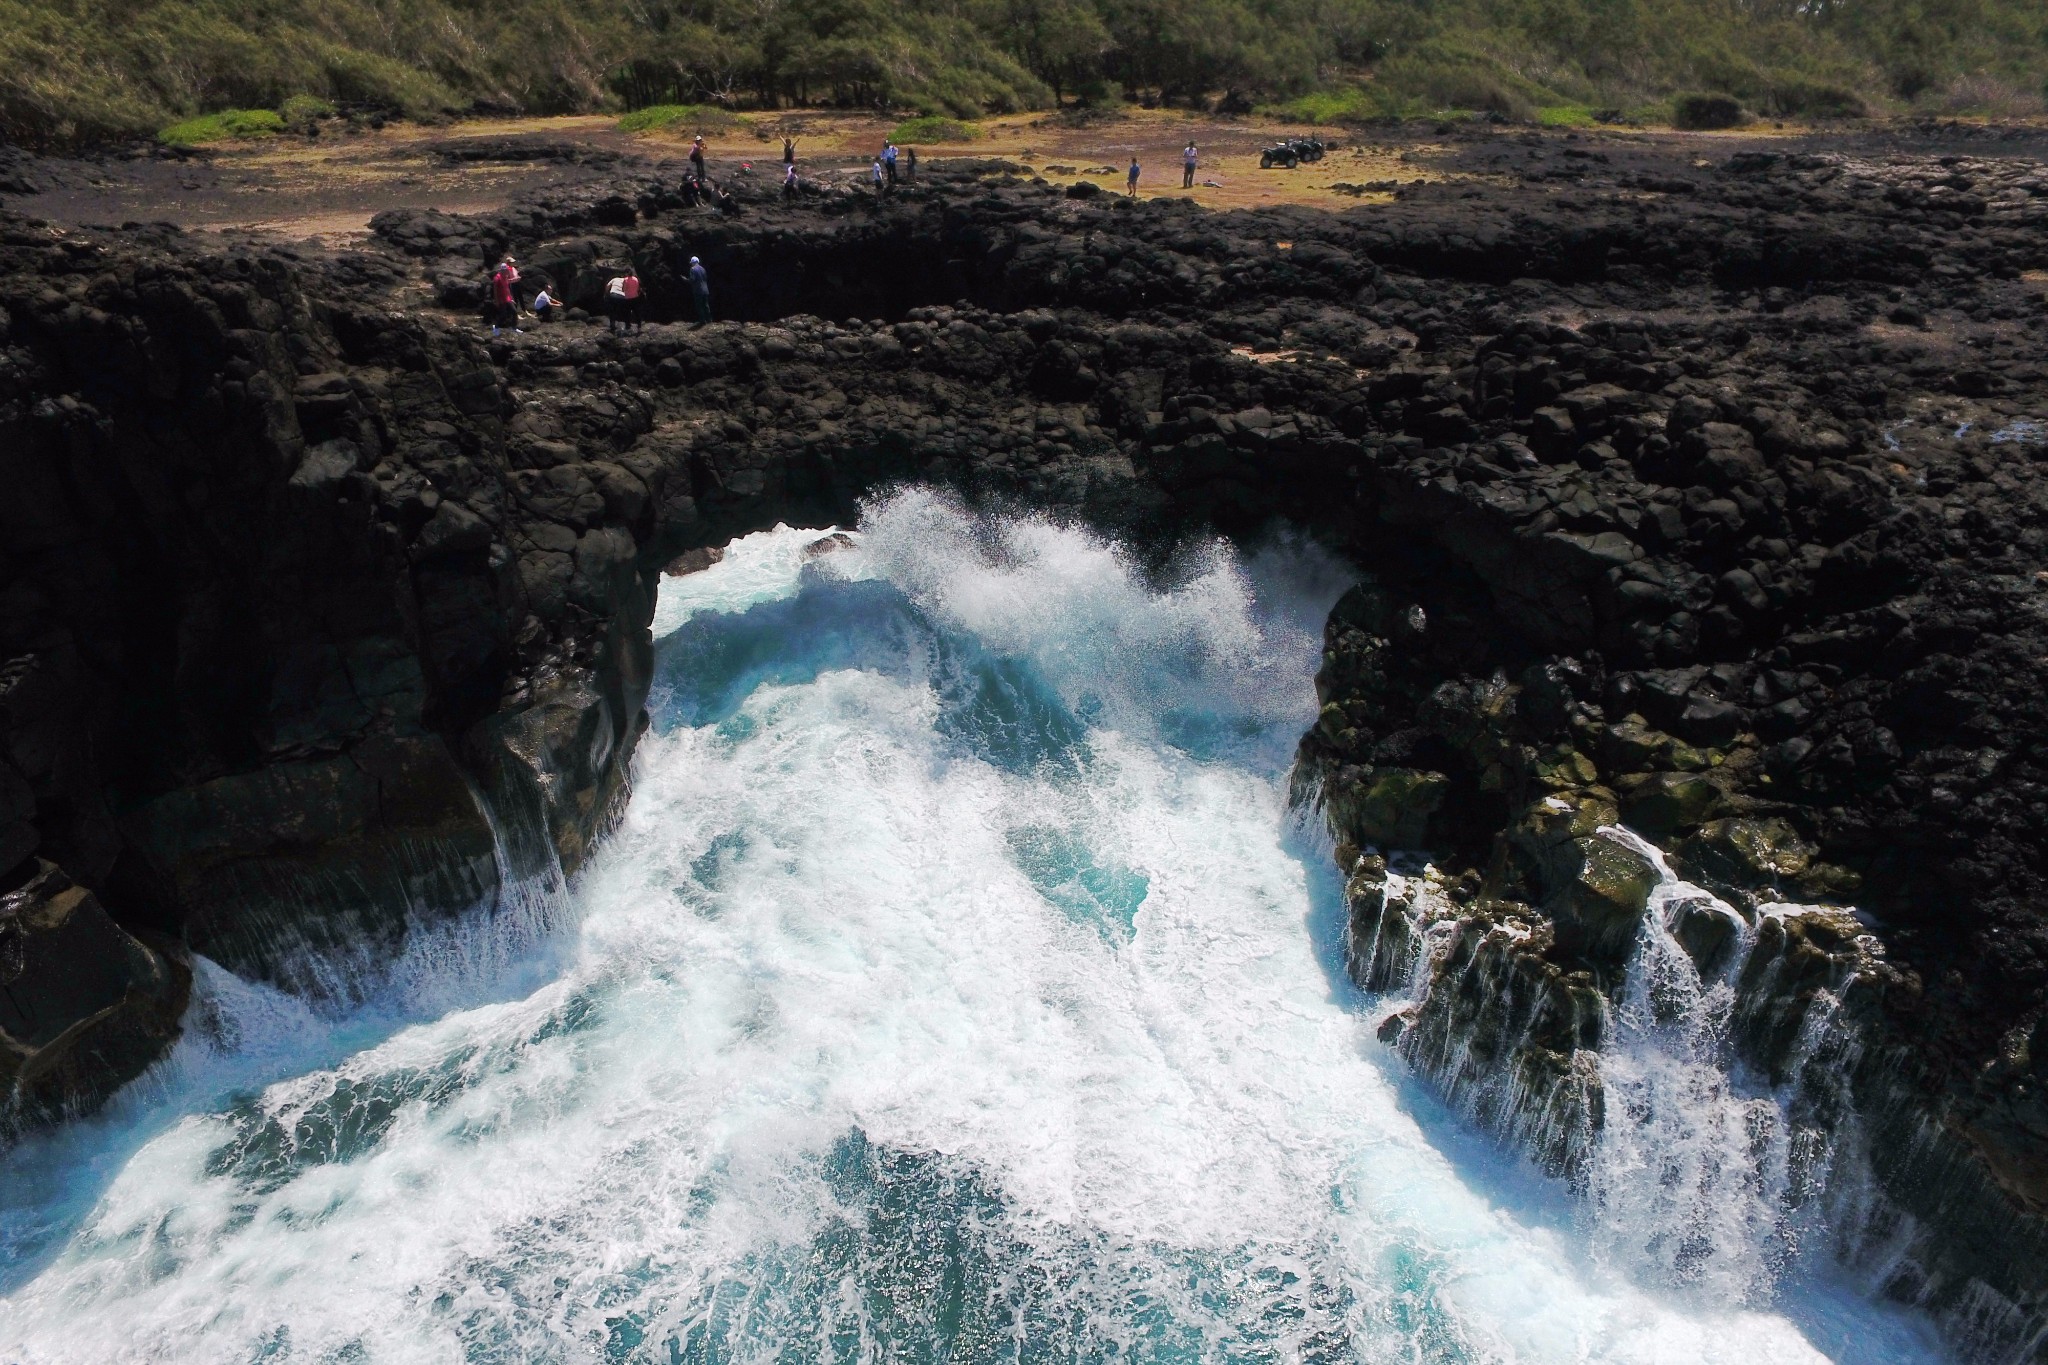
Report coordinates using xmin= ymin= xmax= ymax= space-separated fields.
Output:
xmin=0 ymin=861 xmax=188 ymax=1129
xmin=1394 ymin=905 xmax=1608 ymax=1180
xmin=0 ymin=226 xmax=653 ymax=1022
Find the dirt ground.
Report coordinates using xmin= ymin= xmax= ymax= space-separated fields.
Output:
xmin=8 ymin=108 xmax=1438 ymax=239
xmin=6 ymin=106 xmax=2041 ymax=245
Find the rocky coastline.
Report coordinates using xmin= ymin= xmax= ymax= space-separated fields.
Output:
xmin=2 ymin=124 xmax=2046 ymax=1358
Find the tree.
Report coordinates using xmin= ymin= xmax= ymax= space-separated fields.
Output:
xmin=999 ymin=0 xmax=1110 ymax=101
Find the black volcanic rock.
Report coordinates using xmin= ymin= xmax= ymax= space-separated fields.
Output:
xmin=3 ymin=130 xmax=2048 ymax=1358
xmin=0 ymin=860 xmax=188 ymax=1127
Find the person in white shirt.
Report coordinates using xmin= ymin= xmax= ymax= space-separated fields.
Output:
xmin=605 ymin=274 xmax=629 ymax=333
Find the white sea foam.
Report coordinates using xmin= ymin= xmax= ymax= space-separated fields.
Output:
xmin=0 ymin=491 xmax=1945 ymax=1363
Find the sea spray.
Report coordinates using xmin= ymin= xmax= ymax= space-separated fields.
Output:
xmin=1582 ymin=829 xmax=1827 ymax=1301
xmin=1338 ymin=803 xmax=1962 ymax=1349
xmin=0 ymin=492 xmax=1945 ymax=1363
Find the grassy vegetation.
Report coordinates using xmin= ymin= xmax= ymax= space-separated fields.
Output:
xmin=3 ymin=0 xmax=2045 ymax=146
xmin=617 ymin=103 xmax=747 ymax=134
xmin=889 ymin=116 xmax=980 ymax=143
xmin=157 ymin=107 xmax=285 ymax=146
xmin=1536 ymin=104 xmax=1600 ymax=127
xmin=1267 ymin=88 xmax=1392 ymax=125
xmin=278 ymin=94 xmax=335 ymax=128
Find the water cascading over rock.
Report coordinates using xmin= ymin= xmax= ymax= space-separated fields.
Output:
xmin=1314 ymin=731 xmax=2048 ymax=1361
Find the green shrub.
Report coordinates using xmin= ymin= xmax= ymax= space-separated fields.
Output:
xmin=1374 ymin=45 xmax=1544 ymax=121
xmin=889 ymin=115 xmax=979 ymax=143
xmin=1763 ymin=81 xmax=1866 ymax=118
xmin=617 ymin=103 xmax=743 ymax=134
xmin=1671 ymin=92 xmax=1746 ymax=129
xmin=157 ymin=107 xmax=286 ymax=145
xmin=279 ymin=93 xmax=334 ymax=127
xmin=1265 ymin=87 xmax=1391 ymax=124
xmin=1537 ymin=104 xmax=1598 ymax=126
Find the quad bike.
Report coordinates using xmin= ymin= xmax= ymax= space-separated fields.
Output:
xmin=1259 ymin=137 xmax=1327 ymax=169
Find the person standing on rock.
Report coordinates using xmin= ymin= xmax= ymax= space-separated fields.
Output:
xmin=689 ymin=255 xmax=711 ymax=325
xmin=490 ymin=255 xmax=521 ymax=335
xmin=1127 ymin=156 xmax=1141 ymax=196
xmin=604 ymin=272 xmax=629 ymax=334
xmin=906 ymin=146 xmax=917 ymax=181
xmin=871 ymin=157 xmax=886 ymax=195
xmin=620 ymin=267 xmax=643 ymax=332
xmin=884 ymin=141 xmax=899 ymax=186
xmin=783 ymin=136 xmax=795 ymax=168
xmin=690 ymin=135 xmax=707 ymax=185
xmin=1183 ymin=143 xmax=1197 ymax=189
xmin=783 ymin=161 xmax=799 ymax=201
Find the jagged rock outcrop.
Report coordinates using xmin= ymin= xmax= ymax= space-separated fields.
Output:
xmin=0 ymin=859 xmax=188 ymax=1123
xmin=0 ymin=225 xmax=657 ymax=1026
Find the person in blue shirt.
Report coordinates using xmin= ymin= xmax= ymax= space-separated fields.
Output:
xmin=883 ymin=142 xmax=899 ymax=186
xmin=1127 ymin=157 xmax=1140 ymax=196
xmin=689 ymin=256 xmax=711 ymax=325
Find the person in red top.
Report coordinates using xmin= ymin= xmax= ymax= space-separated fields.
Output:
xmin=490 ymin=254 xmax=521 ymax=334
xmin=606 ymin=267 xmax=644 ymax=333
xmin=621 ymin=267 xmax=642 ymax=332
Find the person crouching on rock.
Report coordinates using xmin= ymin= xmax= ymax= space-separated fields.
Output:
xmin=531 ymin=283 xmax=556 ymax=324
xmin=1127 ymin=156 xmax=1140 ymax=196
xmin=490 ymin=255 xmax=521 ymax=335
xmin=689 ymin=255 xmax=711 ymax=325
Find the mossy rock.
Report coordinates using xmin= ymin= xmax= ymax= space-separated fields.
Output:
xmin=1598 ymin=713 xmax=1714 ymax=774
xmin=1421 ymin=675 xmax=1517 ymax=771
xmin=1794 ymin=860 xmax=1863 ymax=902
xmin=1326 ymin=765 xmax=1449 ymax=849
xmin=1615 ymin=770 xmax=1725 ymax=834
xmin=1508 ymin=786 xmax=1618 ymax=893
xmin=1532 ymin=744 xmax=1600 ymax=790
xmin=1344 ymin=852 xmax=1415 ymax=991
xmin=1552 ymin=831 xmax=1658 ymax=965
xmin=1315 ymin=700 xmax=1345 ymax=744
xmin=1672 ymin=817 xmax=1810 ymax=895
xmin=1733 ymin=907 xmax=1872 ymax=1078
xmin=1673 ymin=816 xmax=1862 ymax=905
xmin=1672 ymin=900 xmax=1742 ymax=976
